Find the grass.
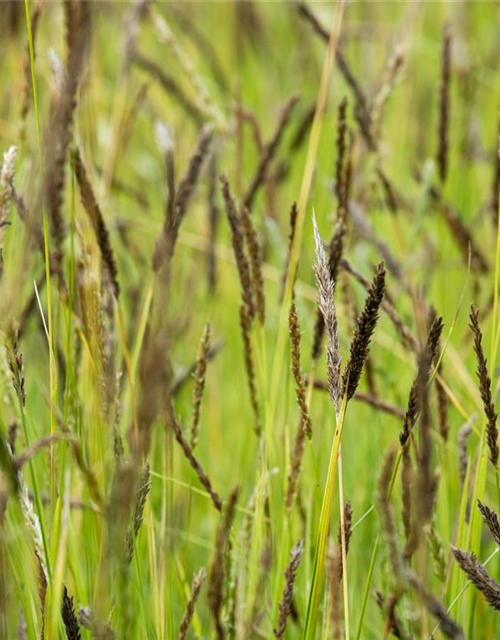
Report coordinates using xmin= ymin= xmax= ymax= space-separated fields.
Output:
xmin=2 ymin=1 xmax=500 ymax=639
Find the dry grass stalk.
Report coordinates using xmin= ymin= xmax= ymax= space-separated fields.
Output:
xmin=190 ymin=323 xmax=212 ymax=449
xmin=451 ymin=546 xmax=500 ymax=612
xmin=399 ymin=315 xmax=444 ymax=446
xmin=289 ymin=299 xmax=312 ymax=439
xmin=62 ymin=586 xmax=82 ymax=640
xmin=208 ymin=487 xmax=239 ymax=640
xmin=341 ymin=262 xmax=386 ymax=401
xmin=470 ymin=304 xmax=499 ymax=467
xmin=42 ymin=0 xmax=91 ymax=254
xmin=274 ymin=539 xmax=303 ymax=640
xmin=437 ymin=23 xmax=452 ymax=185
xmin=313 ymin=216 xmax=341 ymax=414
xmin=240 ymin=203 xmax=265 ymax=324
xmin=178 ymin=568 xmax=207 ymax=640
xmin=243 ymin=95 xmax=299 ymax=210
xmin=74 ymin=148 xmax=120 ymax=298
xmin=167 ymin=400 xmax=222 ymax=512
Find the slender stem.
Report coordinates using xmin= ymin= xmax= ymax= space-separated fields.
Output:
xmin=338 ymin=450 xmax=350 ymax=639
xmin=303 ymin=394 xmax=348 ymax=640
xmin=355 ymin=449 xmax=402 ymax=640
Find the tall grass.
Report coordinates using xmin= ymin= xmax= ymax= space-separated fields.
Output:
xmin=1 ymin=2 xmax=500 ymax=639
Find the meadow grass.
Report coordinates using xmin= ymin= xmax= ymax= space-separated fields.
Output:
xmin=1 ymin=1 xmax=500 ymax=639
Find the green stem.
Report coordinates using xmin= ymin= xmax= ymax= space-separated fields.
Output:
xmin=303 ymin=395 xmax=347 ymax=640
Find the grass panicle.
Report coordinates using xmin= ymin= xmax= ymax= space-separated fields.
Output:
xmin=327 ymin=547 xmax=342 ymax=640
xmin=208 ymin=487 xmax=239 ymax=640
xmin=239 ymin=303 xmax=261 ymax=435
xmin=376 ymin=591 xmax=408 ymax=640
xmin=478 ymin=500 xmax=500 ymax=547
xmin=469 ymin=304 xmax=499 ymax=467
xmin=274 ymin=539 xmax=303 ymax=640
xmin=334 ymin=97 xmax=348 ymax=206
xmin=341 ymin=258 xmax=417 ymax=352
xmin=378 ymin=448 xmax=404 ymax=582
xmin=437 ymin=23 xmax=451 ymax=185
xmin=178 ymin=568 xmax=207 ymax=640
xmin=43 ymin=0 xmax=91 ymax=253
xmin=153 ymin=124 xmax=213 ymax=272
xmin=74 ymin=148 xmax=120 ymax=298
xmin=451 ymin=546 xmax=500 ymax=612
xmin=125 ymin=462 xmax=151 ymax=563
xmin=208 ymin=153 xmax=219 ymax=293
xmin=458 ymin=417 xmax=474 ymax=487
xmin=240 ymin=203 xmax=265 ymax=324
xmin=415 ymin=349 xmax=438 ymax=526
xmin=243 ymin=94 xmax=299 ymax=210
xmin=281 ymin=201 xmax=298 ymax=300
xmin=134 ymin=51 xmax=204 ymax=126
xmin=399 ymin=315 xmax=444 ymax=446
xmin=190 ymin=323 xmax=212 ymax=450
xmin=167 ymin=401 xmax=223 ymax=512
xmin=341 ymin=262 xmax=386 ymax=402
xmin=337 ymin=500 xmax=353 ymax=581
xmin=7 ymin=330 xmax=26 ymax=408
xmin=408 ymin=571 xmax=464 ymax=639
xmin=62 ymin=586 xmax=82 ymax=640
xmin=220 ymin=174 xmax=255 ymax=317
xmin=289 ymin=298 xmax=312 ymax=439
xmin=313 ymin=215 xmax=342 ymax=413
